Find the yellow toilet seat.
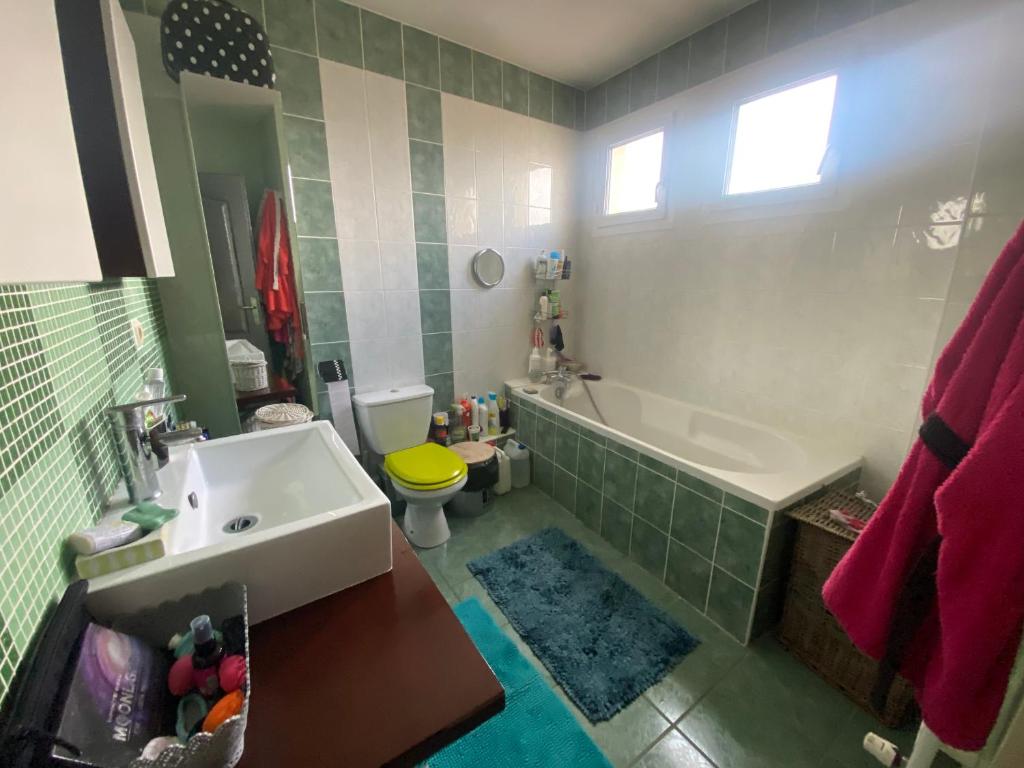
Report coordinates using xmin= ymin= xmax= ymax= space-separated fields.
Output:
xmin=384 ymin=443 xmax=468 ymax=491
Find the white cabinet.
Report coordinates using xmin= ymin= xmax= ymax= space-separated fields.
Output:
xmin=0 ymin=0 xmax=174 ymax=282
xmin=0 ymin=0 xmax=102 ymax=282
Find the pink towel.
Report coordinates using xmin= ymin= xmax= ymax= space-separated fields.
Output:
xmin=823 ymin=219 xmax=1024 ymax=750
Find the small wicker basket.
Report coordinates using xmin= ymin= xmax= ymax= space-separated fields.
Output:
xmin=226 ymin=339 xmax=268 ymax=392
xmin=779 ymin=489 xmax=917 ymax=728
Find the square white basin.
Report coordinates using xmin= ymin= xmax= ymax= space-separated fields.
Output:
xmin=86 ymin=421 xmax=392 ymax=623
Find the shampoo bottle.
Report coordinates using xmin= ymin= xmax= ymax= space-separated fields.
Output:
xmin=487 ymin=392 xmax=499 ymax=435
xmin=528 ymin=348 xmax=543 ymax=382
xmin=535 ymin=251 xmax=549 ymax=279
xmin=477 ymin=397 xmax=489 ymax=433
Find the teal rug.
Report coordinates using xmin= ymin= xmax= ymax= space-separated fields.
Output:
xmin=424 ymin=598 xmax=611 ymax=768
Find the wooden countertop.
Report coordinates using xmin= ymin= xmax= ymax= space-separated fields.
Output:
xmin=237 ymin=522 xmax=504 ymax=768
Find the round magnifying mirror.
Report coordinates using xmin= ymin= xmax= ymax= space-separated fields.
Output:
xmin=472 ymin=248 xmax=505 ymax=288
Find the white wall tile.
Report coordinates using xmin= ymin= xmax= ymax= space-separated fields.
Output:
xmin=475 ymin=150 xmax=503 ymax=202
xmin=444 ymin=145 xmax=477 ymax=199
xmin=338 ymin=240 xmax=381 ymax=291
xmin=387 ymin=336 xmax=425 ymax=385
xmin=446 ymin=197 xmax=478 ymax=245
xmin=384 ymin=290 xmax=421 ymax=338
xmin=344 ymin=291 xmax=386 ymax=341
xmin=374 ymin=186 xmax=415 ymax=243
xmin=379 ymin=242 xmax=418 ymax=290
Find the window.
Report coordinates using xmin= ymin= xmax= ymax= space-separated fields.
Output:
xmin=603 ymin=129 xmax=665 ymax=221
xmin=725 ymin=74 xmax=837 ymax=196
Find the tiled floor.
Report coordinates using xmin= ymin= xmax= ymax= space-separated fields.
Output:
xmin=412 ymin=486 xmax=950 ymax=768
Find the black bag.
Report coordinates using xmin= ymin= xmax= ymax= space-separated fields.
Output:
xmin=160 ymin=0 xmax=275 ymax=88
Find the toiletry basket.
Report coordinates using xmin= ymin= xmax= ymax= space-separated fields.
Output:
xmin=778 ymin=490 xmax=917 ymax=728
xmin=0 ymin=582 xmax=251 ymax=768
xmin=226 ymin=339 xmax=268 ymax=392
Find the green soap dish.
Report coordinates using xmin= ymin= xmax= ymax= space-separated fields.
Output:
xmin=123 ymin=501 xmax=178 ymax=532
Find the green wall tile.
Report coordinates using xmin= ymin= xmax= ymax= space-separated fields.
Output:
xmin=533 ymin=455 xmax=554 ymax=495
xmin=121 ymin=0 xmax=144 ymax=12
xmin=603 ymin=449 xmax=637 ymax=510
xmin=422 ymin=332 xmax=453 ymax=376
xmin=715 ymin=509 xmax=766 ymax=586
xmin=502 ymin=62 xmax=529 ymax=115
xmin=607 ymin=441 xmax=639 ymax=462
xmin=767 ymin=0 xmax=820 ymax=54
xmin=472 ymin=52 xmax=502 ymax=107
xmin=688 ymin=19 xmax=727 ymax=87
xmin=579 ymin=426 xmax=605 ymax=446
xmin=635 ymin=466 xmax=674 ymax=532
xmin=553 ymin=466 xmax=577 ymax=513
xmin=605 ymin=71 xmax=630 ymax=121
xmin=284 ymin=116 xmax=329 ymax=180
xmin=577 ymin=436 xmax=605 ymax=488
xmin=724 ymin=0 xmax=769 ymax=73
xmin=406 ymin=84 xmax=443 ymax=143
xmin=630 ymin=517 xmax=668 ymax=577
xmin=602 ymin=498 xmax=633 ymax=555
xmin=272 ymin=47 xmax=324 ymax=118
xmin=575 ymin=89 xmax=585 ymax=130
xmin=440 ymin=40 xmax=473 ymax=98
xmin=657 ymin=38 xmax=689 ymax=100
xmin=554 ymin=425 xmax=580 ymax=473
xmin=402 ymin=26 xmax=440 ymax=88
xmin=315 ymin=0 xmax=363 ymax=67
xmin=425 ymin=372 xmax=455 ymax=413
xmin=552 ymin=82 xmax=577 ymax=129
xmin=576 ymin=481 xmax=603 ymax=532
xmin=639 ymin=453 xmax=676 ymax=480
xmin=672 ymin=487 xmax=721 ymax=560
xmin=416 ymin=243 xmax=449 ymax=289
xmin=761 ymin=519 xmax=796 ymax=586
xmin=305 ymin=292 xmax=348 ymax=343
xmin=817 ymin=0 xmax=873 ymax=36
xmin=629 ymin=55 xmax=659 ymax=112
xmin=706 ymin=567 xmax=755 ymax=642
xmin=751 ymin=580 xmax=785 ymax=638
xmin=517 ymin=408 xmax=536 ymax=446
xmin=535 ymin=414 xmax=556 ymax=459
xmin=145 ymin=0 xmax=169 ymax=17
xmin=292 ymin=179 xmax=337 ymax=236
xmin=360 ymin=9 xmax=403 ymax=78
xmin=678 ymin=472 xmax=724 ymax=503
xmin=723 ymin=493 xmax=769 ymax=525
xmin=555 ymin=415 xmax=579 ymax=433
xmin=528 ymin=73 xmax=553 ymax=122
xmin=418 ymin=289 xmax=451 ymax=333
xmin=412 ymin=193 xmax=447 ymax=243
xmin=231 ymin=0 xmax=265 ymax=24
xmin=666 ymin=541 xmax=713 ymax=610
xmin=264 ymin=0 xmax=316 ymax=55
xmin=586 ymin=83 xmax=607 ymax=129
xmin=297 ymin=238 xmax=343 ymax=291
xmin=409 ymin=140 xmax=445 ymax=194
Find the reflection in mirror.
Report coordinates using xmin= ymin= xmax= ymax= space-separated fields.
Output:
xmin=472 ymin=248 xmax=505 ymax=288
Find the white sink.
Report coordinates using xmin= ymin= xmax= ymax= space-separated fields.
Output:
xmin=86 ymin=421 xmax=392 ymax=623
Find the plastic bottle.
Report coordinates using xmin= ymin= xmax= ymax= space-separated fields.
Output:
xmin=487 ymin=392 xmax=499 ymax=435
xmin=494 ymin=448 xmax=512 ymax=494
xmin=190 ymin=615 xmax=224 ymax=696
xmin=136 ymin=367 xmax=166 ymax=429
xmin=528 ymin=348 xmax=544 ymax=382
xmin=535 ymin=251 xmax=549 ymax=279
xmin=538 ymin=294 xmax=549 ymax=319
xmin=471 ymin=397 xmax=481 ymax=429
xmin=542 ymin=346 xmax=558 ymax=373
xmin=505 ymin=442 xmax=531 ymax=489
xmin=546 ymin=251 xmax=561 ymax=279
xmin=477 ymin=397 xmax=488 ymax=433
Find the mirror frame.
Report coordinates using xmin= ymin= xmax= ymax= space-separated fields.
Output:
xmin=472 ymin=247 xmax=505 ymax=288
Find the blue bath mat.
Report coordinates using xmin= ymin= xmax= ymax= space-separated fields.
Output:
xmin=425 ymin=598 xmax=610 ymax=768
xmin=467 ymin=528 xmax=699 ymax=722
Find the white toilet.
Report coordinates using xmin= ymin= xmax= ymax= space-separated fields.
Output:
xmin=352 ymin=385 xmax=468 ymax=548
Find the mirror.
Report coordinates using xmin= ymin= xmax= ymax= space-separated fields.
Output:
xmin=472 ymin=248 xmax=505 ymax=287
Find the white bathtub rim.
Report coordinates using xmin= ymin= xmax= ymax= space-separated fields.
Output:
xmin=507 ymin=378 xmax=862 ymax=513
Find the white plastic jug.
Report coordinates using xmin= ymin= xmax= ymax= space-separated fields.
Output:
xmin=505 ymin=442 xmax=531 ymax=489
xmin=494 ymin=447 xmax=511 ymax=495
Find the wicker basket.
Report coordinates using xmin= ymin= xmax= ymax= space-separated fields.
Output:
xmin=226 ymin=339 xmax=268 ymax=391
xmin=779 ymin=489 xmax=918 ymax=728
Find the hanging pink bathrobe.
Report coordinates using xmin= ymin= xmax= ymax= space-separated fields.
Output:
xmin=823 ymin=219 xmax=1024 ymax=751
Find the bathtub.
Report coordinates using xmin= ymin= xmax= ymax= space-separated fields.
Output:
xmin=506 ymin=377 xmax=861 ymax=643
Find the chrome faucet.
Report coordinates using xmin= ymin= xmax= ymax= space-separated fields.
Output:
xmin=106 ymin=394 xmax=187 ymax=503
xmin=544 ymin=367 xmax=574 ymax=400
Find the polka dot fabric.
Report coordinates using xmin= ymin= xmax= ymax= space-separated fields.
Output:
xmin=160 ymin=0 xmax=275 ymax=88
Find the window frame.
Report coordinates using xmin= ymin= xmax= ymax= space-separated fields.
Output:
xmin=721 ymin=70 xmax=840 ymax=204
xmin=598 ymin=126 xmax=669 ymax=227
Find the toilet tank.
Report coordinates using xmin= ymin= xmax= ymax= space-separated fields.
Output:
xmin=352 ymin=385 xmax=434 ymax=454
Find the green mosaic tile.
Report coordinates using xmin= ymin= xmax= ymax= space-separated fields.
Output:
xmin=304 ymin=292 xmax=348 ymax=343
xmin=402 ymin=26 xmax=440 ymax=88
xmin=665 ymin=541 xmax=713 ymax=611
xmin=439 ymin=40 xmax=473 ymax=98
xmin=630 ymin=517 xmax=668 ymax=577
xmin=706 ymin=567 xmax=755 ymax=642
xmin=723 ymin=493 xmax=769 ymax=525
xmin=553 ymin=466 xmax=577 ymax=513
xmin=272 ymin=47 xmax=324 ymax=119
xmin=422 ymin=332 xmax=453 ymax=376
xmin=552 ymin=82 xmax=577 ymax=129
xmin=554 ymin=425 xmax=579 ymax=474
xmin=629 ymin=55 xmax=659 ymax=111
xmin=264 ymin=0 xmax=316 ymax=55
xmin=416 ymin=243 xmax=449 ymax=290
xmin=535 ymin=413 xmax=556 ymax=459
xmin=473 ymin=52 xmax=502 ymax=107
xmin=409 ymin=140 xmax=445 ymax=195
xmin=412 ymin=193 xmax=447 ymax=244
xmin=715 ymin=509 xmax=766 ymax=587
xmin=502 ymin=63 xmax=529 ymax=115
xmin=284 ymin=116 xmax=329 ymax=180
xmin=528 ymin=73 xmax=553 ymax=122
xmin=601 ymin=498 xmax=633 ymax=555
xmin=671 ymin=486 xmax=721 ymax=560
xmin=315 ymin=0 xmax=362 ymax=67
xmin=533 ymin=455 xmax=554 ymax=495
xmin=292 ymin=180 xmax=337 ymax=237
xmin=576 ymin=481 xmax=602 ymax=532
xmin=418 ymin=290 xmax=451 ymax=333
xmin=406 ymin=84 xmax=443 ymax=143
xmin=297 ymin=238 xmax=343 ymax=291
xmin=360 ymin=9 xmax=403 ymax=78
xmin=635 ymin=466 xmax=674 ymax=533
xmin=577 ymin=436 xmax=605 ymax=489
xmin=603 ymin=449 xmax=637 ymax=511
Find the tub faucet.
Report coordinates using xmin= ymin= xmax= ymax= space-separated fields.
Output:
xmin=106 ymin=393 xmax=187 ymax=503
xmin=545 ymin=367 xmax=574 ymax=400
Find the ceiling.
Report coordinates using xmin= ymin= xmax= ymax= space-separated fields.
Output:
xmin=355 ymin=0 xmax=757 ymax=89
